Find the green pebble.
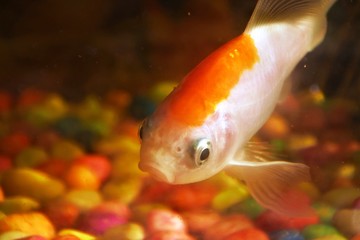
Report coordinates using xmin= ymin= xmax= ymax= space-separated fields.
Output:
xmin=302 ymin=224 xmax=339 ymax=240
xmin=0 ymin=196 xmax=40 ymax=214
xmin=1 ymin=169 xmax=65 ymax=202
xmin=212 ymin=186 xmax=249 ymax=211
xmin=15 ymin=147 xmax=48 ymax=168
xmin=148 ymin=81 xmax=177 ymax=103
xmin=322 ymin=187 xmax=360 ymax=208
xmin=271 ymin=139 xmax=287 ymax=152
xmin=313 ymin=234 xmax=347 ymax=240
xmin=312 ymin=202 xmax=336 ymax=224
xmin=226 ymin=197 xmax=264 ymax=218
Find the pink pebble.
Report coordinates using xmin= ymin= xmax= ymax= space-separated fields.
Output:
xmin=224 ymin=228 xmax=269 ymax=240
xmin=146 ymin=209 xmax=187 ymax=235
xmin=203 ymin=214 xmax=253 ymax=240
xmin=77 ymin=201 xmax=130 ymax=235
xmin=256 ymin=210 xmax=319 ymax=232
xmin=146 ymin=230 xmax=196 ymax=240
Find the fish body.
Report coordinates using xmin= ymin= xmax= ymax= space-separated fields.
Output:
xmin=139 ymin=0 xmax=336 ymax=215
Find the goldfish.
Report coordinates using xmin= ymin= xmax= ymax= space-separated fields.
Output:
xmin=139 ymin=0 xmax=336 ymax=215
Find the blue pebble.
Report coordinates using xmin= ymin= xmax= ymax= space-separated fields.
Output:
xmin=129 ymin=95 xmax=156 ymax=120
xmin=270 ymin=230 xmax=305 ymax=240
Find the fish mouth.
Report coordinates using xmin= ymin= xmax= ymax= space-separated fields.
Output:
xmin=138 ymin=162 xmax=174 ymax=183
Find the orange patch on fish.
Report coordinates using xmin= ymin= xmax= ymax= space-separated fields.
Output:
xmin=168 ymin=34 xmax=259 ymax=126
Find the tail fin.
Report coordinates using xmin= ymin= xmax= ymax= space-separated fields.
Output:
xmin=245 ymin=0 xmax=337 ymax=51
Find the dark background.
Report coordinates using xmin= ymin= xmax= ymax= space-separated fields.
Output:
xmin=0 ymin=0 xmax=358 ymax=103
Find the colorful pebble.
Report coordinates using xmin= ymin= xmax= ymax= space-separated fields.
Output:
xmin=1 ymin=168 xmax=65 ymax=202
xmin=77 ymin=201 xmax=130 ymax=235
xmin=102 ymin=222 xmax=145 ymax=240
xmin=203 ymin=214 xmax=253 ymax=240
xmin=0 ymin=212 xmax=55 ymax=238
xmin=301 ymin=224 xmax=339 ymax=240
xmin=0 ymin=88 xmax=357 ymax=239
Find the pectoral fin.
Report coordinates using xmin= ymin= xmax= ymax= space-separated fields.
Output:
xmin=226 ymin=143 xmax=313 ymax=216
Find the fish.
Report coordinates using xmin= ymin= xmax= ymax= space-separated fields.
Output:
xmin=138 ymin=0 xmax=336 ymax=216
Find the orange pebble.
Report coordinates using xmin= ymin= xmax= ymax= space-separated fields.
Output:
xmin=224 ymin=228 xmax=269 ymax=240
xmin=352 ymin=234 xmax=360 ymax=240
xmin=203 ymin=215 xmax=253 ymax=240
xmin=166 ymin=183 xmax=217 ymax=211
xmin=73 ymin=155 xmax=111 ymax=182
xmin=261 ymin=114 xmax=289 ymax=139
xmin=65 ymin=164 xmax=100 ymax=190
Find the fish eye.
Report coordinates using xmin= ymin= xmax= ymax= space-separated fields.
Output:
xmin=193 ymin=138 xmax=212 ymax=167
xmin=138 ymin=120 xmax=146 ymax=140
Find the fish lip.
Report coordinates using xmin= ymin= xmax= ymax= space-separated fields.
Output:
xmin=138 ymin=162 xmax=174 ymax=183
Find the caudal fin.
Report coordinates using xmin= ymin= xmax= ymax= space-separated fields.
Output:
xmin=245 ymin=0 xmax=337 ymax=51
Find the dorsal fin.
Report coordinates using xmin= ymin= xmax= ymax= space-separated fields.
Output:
xmin=245 ymin=0 xmax=337 ymax=50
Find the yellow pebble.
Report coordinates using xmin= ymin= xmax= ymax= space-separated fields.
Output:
xmin=0 ymin=212 xmax=55 ymax=238
xmin=288 ymin=134 xmax=318 ymax=150
xmin=212 ymin=186 xmax=249 ymax=211
xmin=0 ymin=196 xmax=40 ymax=214
xmin=51 ymin=140 xmax=84 ymax=161
xmin=64 ymin=190 xmax=102 ymax=211
xmin=102 ymin=222 xmax=145 ymax=240
xmin=58 ymin=229 xmax=96 ymax=240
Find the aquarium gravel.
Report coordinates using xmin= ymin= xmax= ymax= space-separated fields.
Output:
xmin=0 ymin=86 xmax=359 ymax=240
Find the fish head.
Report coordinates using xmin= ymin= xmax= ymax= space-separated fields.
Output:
xmin=138 ymin=106 xmax=237 ymax=184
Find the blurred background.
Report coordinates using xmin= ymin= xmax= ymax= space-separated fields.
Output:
xmin=0 ymin=0 xmax=358 ymax=103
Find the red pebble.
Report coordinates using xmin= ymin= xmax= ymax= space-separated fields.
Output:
xmin=77 ymin=201 xmax=130 ymax=235
xmin=0 ymin=91 xmax=12 ymax=113
xmin=0 ymin=155 xmax=12 ymax=171
xmin=73 ymin=155 xmax=111 ymax=182
xmin=0 ymin=132 xmax=30 ymax=156
xmin=224 ymin=228 xmax=269 ymax=240
xmin=165 ymin=183 xmax=217 ymax=211
xmin=44 ymin=200 xmax=80 ymax=229
xmin=146 ymin=231 xmax=195 ymax=240
xmin=256 ymin=210 xmax=319 ymax=232
xmin=147 ymin=209 xmax=187 ymax=235
xmin=17 ymin=88 xmax=46 ymax=109
xmin=203 ymin=214 xmax=253 ymax=240
xmin=37 ymin=158 xmax=68 ymax=178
